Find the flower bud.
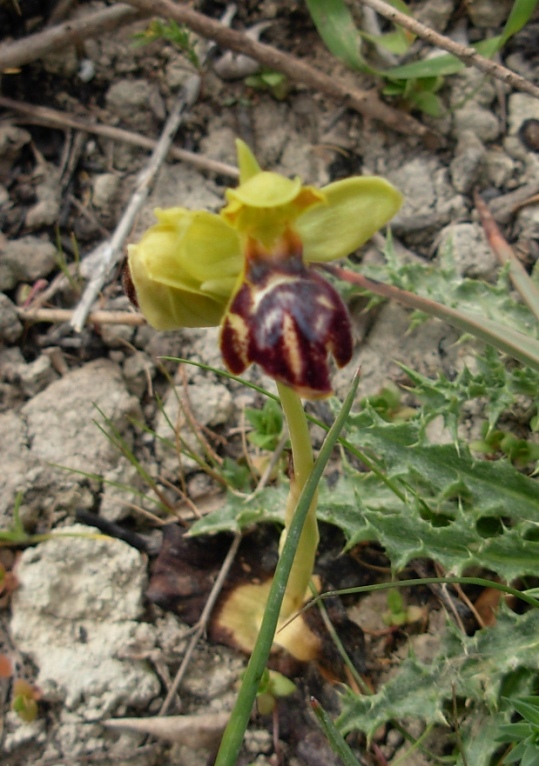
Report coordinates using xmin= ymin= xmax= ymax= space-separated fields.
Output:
xmin=127 ymin=208 xmax=241 ymax=329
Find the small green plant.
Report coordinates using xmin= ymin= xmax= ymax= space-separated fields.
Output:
xmin=305 ymin=0 xmax=539 ymax=115
xmin=382 ymin=588 xmax=425 ymax=628
xmin=11 ymin=678 xmax=40 ymax=723
xmin=244 ymin=70 xmax=290 ymax=100
xmin=255 ymin=667 xmax=296 ymax=715
xmin=245 ymin=398 xmax=284 ymax=451
xmin=132 ymin=18 xmax=200 ymax=69
xmin=497 ymin=696 xmax=539 ymax=765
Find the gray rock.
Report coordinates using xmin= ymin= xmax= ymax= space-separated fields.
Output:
xmin=437 ymin=222 xmax=497 ymax=279
xmin=508 ymin=93 xmax=539 ymax=136
xmin=18 ymin=354 xmax=59 ymax=397
xmin=415 ymin=0 xmax=453 ymax=31
xmin=482 ymin=148 xmax=515 ymax=187
xmin=387 ymin=157 xmax=436 ymax=219
xmin=0 ymin=293 xmax=23 ymax=343
xmin=123 ymin=350 xmax=155 ymax=398
xmin=100 ymin=458 xmax=146 ymax=522
xmin=155 ymin=381 xmax=233 ymax=475
xmin=0 ymin=360 xmax=142 ymax=525
xmin=0 ymin=236 xmax=57 ymax=291
xmin=100 ymin=320 xmax=135 ymax=348
xmin=21 ymin=358 xmax=142 ymax=474
xmin=516 ymin=203 xmax=539 ymax=242
xmin=466 ymin=0 xmax=513 ymax=27
xmin=450 ymin=68 xmax=497 ymax=109
xmin=92 ymin=172 xmax=120 ymax=210
xmin=25 ymin=175 xmax=61 ymax=229
xmin=450 ymin=130 xmax=485 ymax=193
xmin=106 ymin=79 xmax=164 ymax=131
xmin=0 ymin=125 xmax=31 ymax=178
xmin=0 ymin=409 xmax=30 ymax=525
xmin=453 ymin=105 xmax=500 ymax=143
xmin=10 ymin=525 xmax=159 ymax=714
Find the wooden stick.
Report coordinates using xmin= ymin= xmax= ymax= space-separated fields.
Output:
xmin=358 ymin=0 xmax=539 ymax=100
xmin=0 ymin=4 xmax=141 ymax=71
xmin=17 ymin=307 xmax=146 ymax=325
xmin=0 ymin=96 xmax=239 ymax=179
xmin=121 ymin=0 xmax=433 ymax=140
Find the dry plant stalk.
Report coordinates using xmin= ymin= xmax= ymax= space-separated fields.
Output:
xmin=0 ymin=4 xmax=141 ymax=71
xmin=0 ymin=96 xmax=239 ymax=179
xmin=121 ymin=0 xmax=432 ymax=140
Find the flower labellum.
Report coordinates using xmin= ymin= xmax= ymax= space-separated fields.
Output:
xmin=126 ymin=139 xmax=402 ymax=397
xmin=221 ymin=229 xmax=352 ymax=399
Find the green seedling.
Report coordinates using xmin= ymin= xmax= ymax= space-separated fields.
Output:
xmin=255 ymin=667 xmax=296 ymax=715
xmin=497 ymin=696 xmax=539 ymax=765
xmin=132 ymin=19 xmax=200 ymax=69
xmin=360 ymin=381 xmax=415 ymax=423
xmin=11 ymin=678 xmax=40 ymax=723
xmin=306 ymin=0 xmax=539 ymax=115
xmin=244 ymin=70 xmax=290 ymax=100
xmin=245 ymin=398 xmax=284 ymax=451
xmin=383 ymin=588 xmax=425 ymax=628
xmin=471 ymin=422 xmax=539 ymax=467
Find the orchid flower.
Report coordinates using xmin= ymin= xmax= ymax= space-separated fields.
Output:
xmin=126 ymin=141 xmax=401 ymax=662
xmin=127 ymin=140 xmax=402 ymax=399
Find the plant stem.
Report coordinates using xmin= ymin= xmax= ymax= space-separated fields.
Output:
xmin=214 ymin=370 xmax=360 ymax=766
xmin=277 ymin=381 xmax=319 ymax=617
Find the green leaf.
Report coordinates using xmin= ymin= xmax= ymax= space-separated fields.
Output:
xmin=317 ymin=409 xmax=539 ymax=579
xmin=305 ymin=0 xmax=372 ymax=72
xmin=338 ymin=609 xmax=539 ymax=744
xmin=500 ymin=0 xmax=539 ymax=46
xmin=188 ymin=485 xmax=288 ymax=536
xmin=384 ymin=36 xmax=503 ymax=80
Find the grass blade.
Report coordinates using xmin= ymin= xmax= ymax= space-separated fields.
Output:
xmin=475 ymin=191 xmax=539 ymax=322
xmin=214 ymin=368 xmax=361 ymax=766
xmin=311 ymin=697 xmax=364 ymax=766
xmin=305 ymin=0 xmax=372 ymax=72
xmin=326 ymin=266 xmax=539 ymax=371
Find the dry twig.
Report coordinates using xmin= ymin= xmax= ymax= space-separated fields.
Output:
xmin=69 ymin=74 xmax=201 ymax=332
xmin=121 ymin=0 xmax=433 ymax=140
xmin=358 ymin=0 xmax=539 ymax=100
xmin=0 ymin=96 xmax=239 ymax=179
xmin=158 ymin=531 xmax=243 ymax=715
xmin=17 ymin=307 xmax=146 ymax=325
xmin=0 ymin=4 xmax=141 ymax=71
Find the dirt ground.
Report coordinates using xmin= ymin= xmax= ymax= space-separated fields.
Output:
xmin=1 ymin=1 xmax=539 ymax=764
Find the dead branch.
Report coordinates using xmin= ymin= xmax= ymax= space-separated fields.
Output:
xmin=17 ymin=307 xmax=146 ymax=325
xmin=69 ymin=73 xmax=202 ymax=332
xmin=0 ymin=96 xmax=239 ymax=179
xmin=158 ymin=531 xmax=243 ymax=716
xmin=121 ymin=0 xmax=434 ymax=141
xmin=358 ymin=0 xmax=539 ymax=100
xmin=0 ymin=4 xmax=141 ymax=71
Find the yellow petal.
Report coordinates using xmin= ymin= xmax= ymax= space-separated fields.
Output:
xmin=297 ymin=177 xmax=403 ymax=262
xmin=127 ymin=207 xmax=241 ymax=330
xmin=226 ymin=172 xmax=304 ymax=208
xmin=128 ymin=243 xmax=227 ymax=329
xmin=236 ymin=138 xmax=262 ymax=184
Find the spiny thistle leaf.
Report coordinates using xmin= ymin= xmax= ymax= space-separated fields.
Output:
xmin=316 ymin=407 xmax=539 ymax=579
xmin=338 ymin=608 xmax=539 ymax=757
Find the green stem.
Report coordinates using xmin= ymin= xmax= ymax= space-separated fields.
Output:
xmin=277 ymin=381 xmax=319 ymax=617
xmin=214 ymin=370 xmax=360 ymax=766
